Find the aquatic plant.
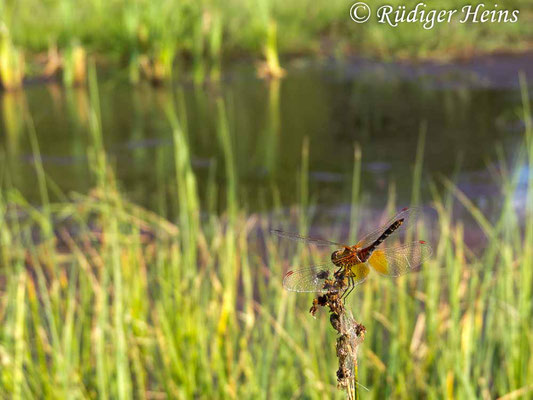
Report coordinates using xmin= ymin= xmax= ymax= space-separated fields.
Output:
xmin=62 ymin=42 xmax=87 ymax=87
xmin=0 ymin=25 xmax=24 ymax=91
xmin=257 ymin=20 xmax=285 ymax=79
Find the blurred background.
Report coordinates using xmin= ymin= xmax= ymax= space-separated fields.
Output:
xmin=0 ymin=0 xmax=532 ymax=398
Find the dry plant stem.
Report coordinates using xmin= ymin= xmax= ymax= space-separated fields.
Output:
xmin=310 ymin=291 xmax=366 ymax=399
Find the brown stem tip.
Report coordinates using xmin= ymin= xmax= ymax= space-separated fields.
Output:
xmin=309 ymin=290 xmax=366 ymax=396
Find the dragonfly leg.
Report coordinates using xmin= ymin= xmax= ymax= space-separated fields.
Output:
xmin=342 ymin=276 xmax=355 ymax=303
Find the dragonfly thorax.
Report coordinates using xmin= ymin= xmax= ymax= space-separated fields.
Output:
xmin=331 ymin=246 xmax=362 ymax=268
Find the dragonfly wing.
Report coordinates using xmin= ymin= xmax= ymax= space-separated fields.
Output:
xmin=356 ymin=207 xmax=420 ymax=249
xmin=271 ymin=229 xmax=345 ymax=247
xmin=367 ymin=241 xmax=432 ymax=277
xmin=283 ymin=264 xmax=340 ymax=292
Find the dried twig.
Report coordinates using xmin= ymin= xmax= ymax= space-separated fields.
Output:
xmin=310 ymin=289 xmax=366 ymax=399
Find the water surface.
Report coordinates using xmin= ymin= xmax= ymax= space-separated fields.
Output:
xmin=1 ymin=54 xmax=531 ymax=225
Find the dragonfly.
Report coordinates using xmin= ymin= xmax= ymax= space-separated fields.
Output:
xmin=272 ymin=207 xmax=432 ymax=300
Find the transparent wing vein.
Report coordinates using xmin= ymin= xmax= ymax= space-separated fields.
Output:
xmin=356 ymin=207 xmax=420 ymax=249
xmin=271 ymin=229 xmax=345 ymax=247
xmin=367 ymin=241 xmax=432 ymax=277
xmin=282 ymin=264 xmax=340 ymax=292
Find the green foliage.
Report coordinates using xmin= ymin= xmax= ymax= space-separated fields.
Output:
xmin=0 ymin=0 xmax=531 ymax=83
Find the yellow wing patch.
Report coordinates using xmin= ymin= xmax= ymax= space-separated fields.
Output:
xmin=348 ymin=263 xmax=370 ymax=283
xmin=368 ymin=249 xmax=389 ymax=274
xmin=366 ymin=241 xmax=432 ymax=277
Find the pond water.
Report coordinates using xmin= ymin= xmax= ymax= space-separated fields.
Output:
xmin=1 ymin=53 xmax=531 ymax=224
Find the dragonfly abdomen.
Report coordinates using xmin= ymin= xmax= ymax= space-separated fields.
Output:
xmin=359 ymin=219 xmax=404 ymax=261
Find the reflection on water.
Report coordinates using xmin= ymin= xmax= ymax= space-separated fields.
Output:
xmin=0 ymin=56 xmax=531 ymax=218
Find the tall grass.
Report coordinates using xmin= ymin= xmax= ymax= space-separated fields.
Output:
xmin=0 ymin=73 xmax=532 ymax=399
